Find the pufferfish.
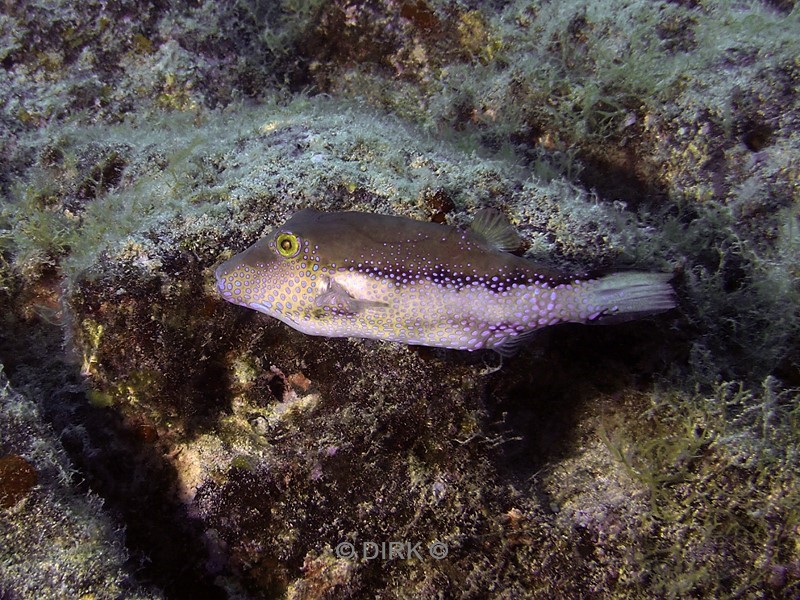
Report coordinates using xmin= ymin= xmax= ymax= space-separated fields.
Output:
xmin=215 ymin=208 xmax=675 ymax=355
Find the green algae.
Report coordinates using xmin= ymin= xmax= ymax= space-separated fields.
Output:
xmin=599 ymin=379 xmax=800 ymax=596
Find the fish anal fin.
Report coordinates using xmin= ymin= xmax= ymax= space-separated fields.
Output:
xmin=492 ymin=329 xmax=539 ymax=357
xmin=470 ymin=208 xmax=523 ymax=253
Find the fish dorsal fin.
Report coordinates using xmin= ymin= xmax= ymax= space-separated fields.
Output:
xmin=469 ymin=208 xmax=522 ymax=253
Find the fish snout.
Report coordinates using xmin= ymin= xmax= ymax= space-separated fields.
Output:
xmin=214 ymin=260 xmax=231 ymax=292
xmin=214 ymin=260 xmax=230 ymax=288
xmin=215 ymin=257 xmax=244 ymax=300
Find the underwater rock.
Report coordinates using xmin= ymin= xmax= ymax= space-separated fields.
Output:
xmin=0 ymin=368 xmax=159 ymax=598
xmin=0 ymin=454 xmax=37 ymax=509
xmin=0 ymin=0 xmax=798 ymax=597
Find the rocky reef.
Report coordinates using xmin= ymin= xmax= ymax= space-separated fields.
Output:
xmin=1 ymin=1 xmax=798 ymax=598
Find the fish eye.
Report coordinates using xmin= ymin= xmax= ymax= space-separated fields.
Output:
xmin=276 ymin=232 xmax=300 ymax=258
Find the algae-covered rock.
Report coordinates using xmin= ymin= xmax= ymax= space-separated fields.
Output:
xmin=0 ymin=0 xmax=798 ymax=598
xmin=0 ymin=368 xmax=160 ymax=599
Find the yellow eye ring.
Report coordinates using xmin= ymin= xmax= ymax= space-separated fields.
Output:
xmin=276 ymin=232 xmax=300 ymax=258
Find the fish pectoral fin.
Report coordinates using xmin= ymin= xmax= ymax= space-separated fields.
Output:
xmin=314 ymin=277 xmax=388 ymax=314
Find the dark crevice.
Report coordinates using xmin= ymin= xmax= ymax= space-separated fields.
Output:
xmin=0 ymin=314 xmax=228 ymax=599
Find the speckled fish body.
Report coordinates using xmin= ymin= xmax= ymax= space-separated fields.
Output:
xmin=215 ymin=209 xmax=675 ymax=355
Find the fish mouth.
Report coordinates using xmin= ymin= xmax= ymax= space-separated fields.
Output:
xmin=214 ymin=262 xmax=229 ymax=293
xmin=214 ymin=261 xmax=228 ymax=287
xmin=215 ymin=258 xmax=240 ymax=297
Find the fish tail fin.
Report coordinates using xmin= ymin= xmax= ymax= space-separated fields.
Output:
xmin=581 ymin=272 xmax=676 ymax=323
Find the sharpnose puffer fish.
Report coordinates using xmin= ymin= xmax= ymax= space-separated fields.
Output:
xmin=215 ymin=209 xmax=675 ymax=355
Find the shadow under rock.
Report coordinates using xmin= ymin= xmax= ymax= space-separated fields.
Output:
xmin=0 ymin=316 xmax=228 ymax=600
xmin=484 ymin=316 xmax=686 ymax=480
